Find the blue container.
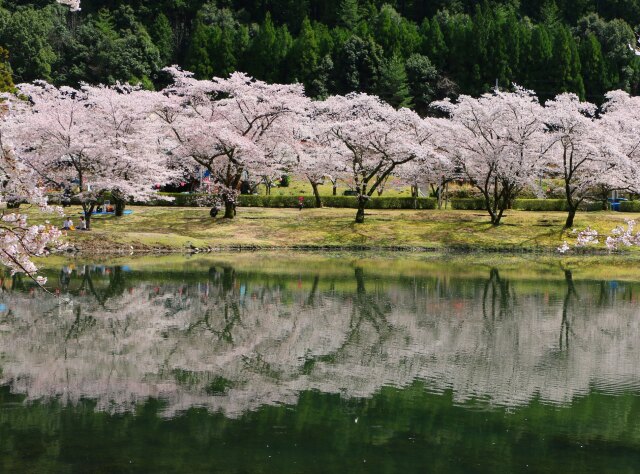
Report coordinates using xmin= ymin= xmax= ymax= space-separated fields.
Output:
xmin=612 ymin=202 xmax=621 ymax=211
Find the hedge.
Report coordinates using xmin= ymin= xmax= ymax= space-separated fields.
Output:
xmin=146 ymin=193 xmax=439 ymax=209
xmin=451 ymin=198 xmax=602 ymax=212
xmin=512 ymin=199 xmax=569 ymax=211
xmin=451 ymin=198 xmax=486 ymax=210
xmin=619 ymin=201 xmax=640 ymax=212
xmin=237 ymin=195 xmax=438 ymax=209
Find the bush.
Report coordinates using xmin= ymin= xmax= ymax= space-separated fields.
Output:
xmin=239 ymin=195 xmax=437 ymax=209
xmin=238 ymin=195 xmax=315 ymax=207
xmin=451 ymin=198 xmax=486 ymax=210
xmin=279 ymin=175 xmax=291 ymax=187
xmin=448 ymin=187 xmax=480 ymax=199
xmin=451 ymin=198 xmax=601 ymax=212
xmin=155 ymin=192 xmax=209 ymax=207
xmin=619 ymin=201 xmax=640 ymax=212
xmin=512 ymin=199 xmax=568 ymax=211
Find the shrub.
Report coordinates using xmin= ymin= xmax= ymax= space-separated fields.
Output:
xmin=279 ymin=175 xmax=291 ymax=187
xmin=238 ymin=195 xmax=437 ymax=209
xmin=449 ymin=187 xmax=480 ymax=199
xmin=512 ymin=199 xmax=568 ymax=211
xmin=451 ymin=198 xmax=486 ymax=210
xmin=238 ymin=195 xmax=315 ymax=207
xmin=155 ymin=192 xmax=209 ymax=207
xmin=619 ymin=201 xmax=640 ymax=212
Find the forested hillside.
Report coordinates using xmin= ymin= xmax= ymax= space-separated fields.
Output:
xmin=1 ymin=0 xmax=640 ymax=111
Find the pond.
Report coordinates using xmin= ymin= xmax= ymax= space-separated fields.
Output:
xmin=1 ymin=253 xmax=639 ymax=473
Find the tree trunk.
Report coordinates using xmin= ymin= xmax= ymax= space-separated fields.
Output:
xmin=564 ymin=202 xmax=577 ymax=229
xmin=114 ymin=197 xmax=126 ymax=217
xmin=332 ymin=183 xmax=337 ymax=196
xmin=310 ymin=181 xmax=322 ymax=208
xmin=355 ymin=196 xmax=367 ymax=223
xmin=224 ymin=200 xmax=235 ymax=219
xmin=83 ymin=203 xmax=95 ymax=230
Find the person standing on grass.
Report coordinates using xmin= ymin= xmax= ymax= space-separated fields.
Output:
xmin=298 ymin=196 xmax=304 ymax=210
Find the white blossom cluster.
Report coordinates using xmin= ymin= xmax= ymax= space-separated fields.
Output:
xmin=56 ymin=0 xmax=80 ymax=11
xmin=558 ymin=220 xmax=640 ymax=253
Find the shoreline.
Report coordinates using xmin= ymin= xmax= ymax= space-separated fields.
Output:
xmin=26 ymin=205 xmax=640 ymax=257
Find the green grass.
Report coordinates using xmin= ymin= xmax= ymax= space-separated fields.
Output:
xmin=260 ymin=177 xmax=413 ymax=197
xmin=25 ymin=205 xmax=640 ymax=254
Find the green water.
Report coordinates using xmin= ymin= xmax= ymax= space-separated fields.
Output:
xmin=1 ymin=254 xmax=639 ymax=473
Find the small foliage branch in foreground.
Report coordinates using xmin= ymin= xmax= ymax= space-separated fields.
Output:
xmin=558 ymin=220 xmax=640 ymax=253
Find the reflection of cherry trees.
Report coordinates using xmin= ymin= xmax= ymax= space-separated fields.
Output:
xmin=1 ymin=260 xmax=640 ymax=417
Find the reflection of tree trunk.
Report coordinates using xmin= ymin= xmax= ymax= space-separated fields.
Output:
xmin=81 ymin=271 xmax=104 ymax=306
xmin=306 ymin=275 xmax=320 ymax=306
xmin=355 ymin=267 xmax=365 ymax=294
xmin=482 ymin=268 xmax=513 ymax=323
xmin=222 ymin=266 xmax=235 ymax=292
xmin=560 ymin=270 xmax=578 ymax=351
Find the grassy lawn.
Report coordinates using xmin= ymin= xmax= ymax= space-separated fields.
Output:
xmin=258 ymin=177 xmax=414 ymax=197
xmin=24 ymin=204 xmax=640 ymax=254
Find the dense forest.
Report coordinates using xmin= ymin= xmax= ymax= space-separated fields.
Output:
xmin=1 ymin=0 xmax=640 ymax=111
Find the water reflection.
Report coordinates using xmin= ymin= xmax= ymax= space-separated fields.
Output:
xmin=1 ymin=257 xmax=640 ymax=417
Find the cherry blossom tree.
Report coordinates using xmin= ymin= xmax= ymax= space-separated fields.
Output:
xmin=315 ymin=94 xmax=427 ymax=223
xmin=599 ymin=91 xmax=640 ymax=195
xmin=294 ymin=113 xmax=349 ymax=208
xmin=155 ymin=68 xmax=307 ymax=219
xmin=9 ymin=81 xmax=172 ymax=230
xmin=0 ymin=96 xmax=62 ymax=282
xmin=394 ymin=116 xmax=453 ymax=209
xmin=542 ymin=94 xmax=622 ymax=228
xmin=435 ymin=87 xmax=546 ymax=225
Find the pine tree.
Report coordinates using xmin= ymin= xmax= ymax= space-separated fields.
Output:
xmin=184 ymin=20 xmax=214 ymax=79
xmin=211 ymin=25 xmax=237 ymax=77
xmin=551 ymin=26 xmax=585 ymax=98
xmin=405 ymin=53 xmax=437 ymax=116
xmin=246 ymin=13 xmax=277 ymax=81
xmin=423 ymin=18 xmax=447 ymax=69
xmin=377 ymin=53 xmax=412 ymax=109
xmin=580 ymin=33 xmax=607 ymax=101
xmin=289 ymin=17 xmax=319 ymax=89
xmin=526 ymin=25 xmax=553 ymax=99
xmin=338 ymin=0 xmax=360 ymax=30
xmin=149 ymin=13 xmax=174 ymax=65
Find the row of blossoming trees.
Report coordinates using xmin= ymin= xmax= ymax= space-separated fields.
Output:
xmin=1 ymin=66 xmax=640 ymax=277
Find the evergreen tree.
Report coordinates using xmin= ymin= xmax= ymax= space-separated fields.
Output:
xmin=526 ymin=25 xmax=553 ymax=99
xmin=0 ymin=46 xmax=14 ymax=92
xmin=405 ymin=53 xmax=437 ymax=116
xmin=308 ymin=54 xmax=333 ymax=98
xmin=579 ymin=32 xmax=607 ymax=101
xmin=338 ymin=0 xmax=360 ymax=30
xmin=184 ymin=20 xmax=214 ymax=79
xmin=420 ymin=17 xmax=447 ymax=69
xmin=333 ymin=35 xmax=382 ymax=94
xmin=1 ymin=8 xmax=56 ymax=81
xmin=149 ymin=13 xmax=175 ymax=65
xmin=289 ymin=17 xmax=319 ymax=90
xmin=377 ymin=53 xmax=412 ymax=108
xmin=551 ymin=26 xmax=585 ymax=98
xmin=246 ymin=12 xmax=277 ymax=81
xmin=210 ymin=25 xmax=237 ymax=77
